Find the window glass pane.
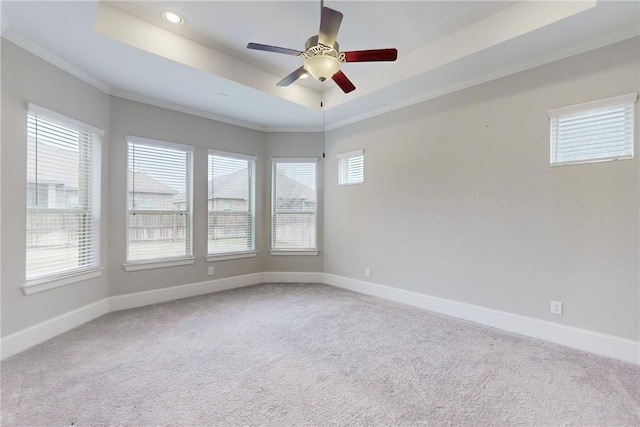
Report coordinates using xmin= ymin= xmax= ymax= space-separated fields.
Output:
xmin=127 ymin=139 xmax=192 ymax=262
xmin=127 ymin=212 xmax=189 ymax=260
xmin=26 ymin=111 xmax=101 ymax=281
xmin=272 ymin=161 xmax=317 ymax=250
xmin=208 ymin=152 xmax=255 ymax=255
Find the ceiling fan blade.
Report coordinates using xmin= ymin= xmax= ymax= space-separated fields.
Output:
xmin=343 ymin=49 xmax=398 ymax=62
xmin=318 ymin=7 xmax=343 ymax=47
xmin=332 ymin=70 xmax=355 ymax=94
xmin=247 ymin=42 xmax=302 ymax=56
xmin=277 ymin=66 xmax=307 ymax=86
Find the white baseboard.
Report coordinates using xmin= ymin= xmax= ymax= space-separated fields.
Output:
xmin=108 ymin=272 xmax=264 ymax=312
xmin=323 ymin=273 xmax=640 ymax=365
xmin=4 ymin=272 xmax=638 ymax=366
xmin=108 ymin=271 xmax=324 ymax=312
xmin=1 ymin=298 xmax=109 ymax=360
xmin=262 ymin=271 xmax=324 ymax=283
xmin=2 ymin=271 xmax=327 ymax=359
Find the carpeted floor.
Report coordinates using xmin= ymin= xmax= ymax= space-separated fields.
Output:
xmin=2 ymin=283 xmax=639 ymax=426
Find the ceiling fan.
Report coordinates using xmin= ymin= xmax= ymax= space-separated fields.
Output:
xmin=247 ymin=4 xmax=398 ymax=94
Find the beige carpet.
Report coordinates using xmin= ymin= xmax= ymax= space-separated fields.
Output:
xmin=2 ymin=283 xmax=639 ymax=426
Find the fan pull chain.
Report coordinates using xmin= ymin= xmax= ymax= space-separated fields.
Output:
xmin=322 ymin=81 xmax=326 ymax=158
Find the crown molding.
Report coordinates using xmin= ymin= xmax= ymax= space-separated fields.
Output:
xmin=263 ymin=125 xmax=323 ymax=133
xmin=326 ymin=32 xmax=639 ymax=132
xmin=2 ymin=29 xmax=111 ymax=94
xmin=111 ymin=90 xmax=323 ymax=133
xmin=4 ymin=26 xmax=636 ymax=135
xmin=110 ymin=89 xmax=268 ymax=132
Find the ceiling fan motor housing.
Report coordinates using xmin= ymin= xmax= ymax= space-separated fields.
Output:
xmin=302 ymin=36 xmax=345 ymax=81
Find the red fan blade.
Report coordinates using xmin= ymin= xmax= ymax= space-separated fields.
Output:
xmin=277 ymin=66 xmax=307 ymax=86
xmin=332 ymin=70 xmax=355 ymax=93
xmin=344 ymin=49 xmax=398 ymax=62
xmin=318 ymin=7 xmax=343 ymax=47
xmin=247 ymin=42 xmax=302 ymax=56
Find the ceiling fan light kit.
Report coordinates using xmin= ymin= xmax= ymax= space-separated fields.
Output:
xmin=247 ymin=6 xmax=398 ymax=94
xmin=302 ymin=37 xmax=343 ymax=81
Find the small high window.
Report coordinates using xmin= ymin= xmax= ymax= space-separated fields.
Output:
xmin=337 ymin=149 xmax=364 ymax=185
xmin=548 ymin=92 xmax=637 ymax=166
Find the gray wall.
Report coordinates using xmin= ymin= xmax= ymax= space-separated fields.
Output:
xmin=0 ymin=41 xmax=322 ymax=337
xmin=3 ymin=35 xmax=638 ymax=344
xmin=323 ymin=37 xmax=640 ymax=340
xmin=1 ymin=40 xmax=110 ymax=336
xmin=107 ymin=97 xmax=266 ymax=296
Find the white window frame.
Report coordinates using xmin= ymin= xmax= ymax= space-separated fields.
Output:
xmin=123 ymin=135 xmax=195 ymax=271
xmin=548 ymin=92 xmax=637 ymax=166
xmin=337 ymin=149 xmax=364 ymax=186
xmin=206 ymin=149 xmax=257 ymax=261
xmin=24 ymin=104 xmax=104 ymax=294
xmin=271 ymin=157 xmax=318 ymax=255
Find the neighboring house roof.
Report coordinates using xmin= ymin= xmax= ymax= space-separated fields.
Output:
xmin=29 ymin=144 xmax=314 ymax=202
xmin=27 ymin=143 xmax=176 ymax=196
xmin=276 ymin=173 xmax=315 ymax=201
xmin=128 ymin=171 xmax=178 ymax=195
xmin=208 ymin=169 xmax=248 ymax=200
xmin=174 ymin=170 xmax=315 ymax=204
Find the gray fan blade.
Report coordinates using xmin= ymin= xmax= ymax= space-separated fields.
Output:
xmin=318 ymin=7 xmax=343 ymax=47
xmin=277 ymin=66 xmax=307 ymax=86
xmin=247 ymin=42 xmax=302 ymax=56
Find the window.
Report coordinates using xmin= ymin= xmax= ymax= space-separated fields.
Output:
xmin=26 ymin=104 xmax=103 ymax=285
xmin=338 ymin=149 xmax=364 ymax=185
xmin=271 ymin=158 xmax=318 ymax=253
xmin=208 ymin=150 xmax=256 ymax=257
xmin=126 ymin=136 xmax=193 ymax=264
xmin=549 ymin=92 xmax=637 ymax=166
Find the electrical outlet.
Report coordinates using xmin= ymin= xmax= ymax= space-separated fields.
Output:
xmin=208 ymin=267 xmax=214 ymax=276
xmin=550 ymin=300 xmax=563 ymax=315
xmin=365 ymin=268 xmax=371 ymax=278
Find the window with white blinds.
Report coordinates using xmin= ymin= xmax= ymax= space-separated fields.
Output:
xmin=208 ymin=150 xmax=256 ymax=256
xmin=549 ymin=92 xmax=637 ymax=166
xmin=338 ymin=149 xmax=364 ymax=185
xmin=26 ymin=105 xmax=103 ymax=283
xmin=127 ymin=136 xmax=193 ymax=262
xmin=272 ymin=158 xmax=317 ymax=251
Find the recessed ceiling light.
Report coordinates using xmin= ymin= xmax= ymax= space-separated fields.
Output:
xmin=162 ymin=11 xmax=184 ymax=25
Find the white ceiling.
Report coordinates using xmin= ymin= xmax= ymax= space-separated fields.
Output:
xmin=2 ymin=1 xmax=638 ymax=131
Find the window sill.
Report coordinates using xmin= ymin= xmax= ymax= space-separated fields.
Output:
xmin=206 ymin=251 xmax=257 ymax=262
xmin=270 ymin=250 xmax=319 ymax=256
xmin=123 ymin=257 xmax=196 ymax=272
xmin=23 ymin=268 xmax=103 ymax=295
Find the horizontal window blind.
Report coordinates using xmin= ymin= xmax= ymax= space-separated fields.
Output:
xmin=337 ymin=149 xmax=364 ymax=185
xmin=272 ymin=159 xmax=317 ymax=250
xmin=127 ymin=136 xmax=193 ymax=262
xmin=208 ymin=150 xmax=256 ymax=255
xmin=549 ymin=93 xmax=637 ymax=166
xmin=26 ymin=106 xmax=102 ymax=282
